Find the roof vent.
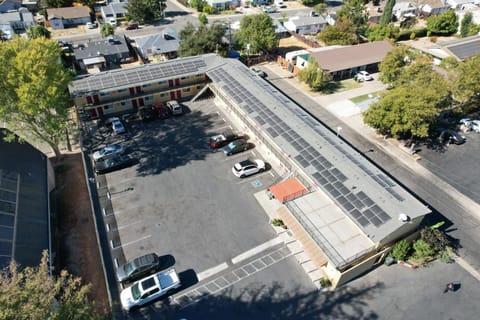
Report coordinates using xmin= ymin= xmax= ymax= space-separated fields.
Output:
xmin=398 ymin=213 xmax=410 ymax=223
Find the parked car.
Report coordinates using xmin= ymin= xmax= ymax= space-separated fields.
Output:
xmin=354 ymin=71 xmax=373 ymax=82
xmin=95 ymin=155 xmax=134 ymax=174
xmin=116 ymin=253 xmax=163 ymax=284
xmin=263 ymin=6 xmax=277 ymax=13
xmin=222 ymin=139 xmax=250 ymax=156
xmin=438 ymin=129 xmax=465 ymax=145
xmin=138 ymin=106 xmax=155 ymax=122
xmin=86 ymin=22 xmax=97 ymax=29
xmin=471 ymin=120 xmax=480 ymax=133
xmin=166 ymin=100 xmax=183 ymax=115
xmin=152 ymin=103 xmax=172 ymax=120
xmin=232 ymin=159 xmax=266 ymax=178
xmin=209 ymin=130 xmax=242 ymax=148
xmin=126 ymin=22 xmax=139 ymax=30
xmin=250 ymin=67 xmax=267 ymax=78
xmin=92 ymin=144 xmax=125 ymax=162
xmin=120 ymin=268 xmax=181 ymax=311
xmin=111 ymin=119 xmax=126 ymax=134
xmin=108 ymin=18 xmax=117 ymax=27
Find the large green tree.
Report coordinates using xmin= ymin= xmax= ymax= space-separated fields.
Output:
xmin=179 ymin=22 xmax=227 ymax=56
xmin=298 ymin=56 xmax=332 ymax=90
xmin=317 ymin=18 xmax=359 ymax=45
xmin=427 ymin=10 xmax=458 ymax=35
xmin=366 ymin=23 xmax=399 ymax=41
xmin=26 ymin=25 xmax=51 ymax=39
xmin=100 ymin=23 xmax=114 ymax=37
xmin=380 ymin=0 xmax=395 ymax=25
xmin=189 ymin=0 xmax=207 ymax=11
xmin=46 ymin=0 xmax=73 ymax=8
xmin=336 ymin=0 xmax=369 ymax=35
xmin=237 ymin=14 xmax=277 ymax=54
xmin=0 ymin=37 xmax=73 ymax=158
xmin=0 ymin=251 xmax=106 ymax=319
xmin=125 ymin=0 xmax=167 ymax=23
xmin=452 ymin=54 xmax=480 ymax=105
xmin=460 ymin=12 xmax=474 ymax=37
xmin=378 ymin=45 xmax=416 ymax=86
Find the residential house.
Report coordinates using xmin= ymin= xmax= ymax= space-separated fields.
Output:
xmin=0 ymin=7 xmax=34 ymax=31
xmin=366 ymin=3 xmax=384 ymax=24
xmin=73 ymin=35 xmax=132 ymax=71
xmin=47 ymin=6 xmax=91 ymax=29
xmin=438 ymin=35 xmax=480 ymax=60
xmin=0 ymin=129 xmax=55 ymax=269
xmin=456 ymin=4 xmax=480 ymax=28
xmin=135 ymin=28 xmax=179 ymax=61
xmin=446 ymin=0 xmax=474 ymax=9
xmin=420 ymin=0 xmax=451 ymax=16
xmin=0 ymin=23 xmax=13 ymax=39
xmin=0 ymin=0 xmax=21 ymax=13
xmin=325 ymin=11 xmax=337 ymax=26
xmin=69 ymin=54 xmax=430 ymax=288
xmin=101 ymin=2 xmax=127 ymax=21
xmin=206 ymin=0 xmax=234 ymax=10
xmin=296 ymin=40 xmax=393 ymax=80
xmin=283 ymin=15 xmax=327 ymax=35
xmin=392 ymin=2 xmax=417 ymax=20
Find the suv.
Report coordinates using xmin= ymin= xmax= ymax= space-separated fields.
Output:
xmin=166 ymin=100 xmax=183 ymax=115
xmin=116 ymin=253 xmax=162 ymax=284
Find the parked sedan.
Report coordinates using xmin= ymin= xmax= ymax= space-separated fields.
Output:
xmin=138 ymin=106 xmax=155 ymax=122
xmin=354 ymin=71 xmax=373 ymax=82
xmin=116 ymin=253 xmax=162 ymax=284
xmin=92 ymin=144 xmax=125 ymax=162
xmin=232 ymin=159 xmax=266 ymax=178
xmin=222 ymin=139 xmax=250 ymax=156
xmin=152 ymin=103 xmax=172 ymax=120
xmin=250 ymin=67 xmax=267 ymax=78
xmin=438 ymin=129 xmax=466 ymax=145
xmin=209 ymin=130 xmax=242 ymax=148
xmin=95 ymin=155 xmax=134 ymax=174
xmin=111 ymin=119 xmax=126 ymax=134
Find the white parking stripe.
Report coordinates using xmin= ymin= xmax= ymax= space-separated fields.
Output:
xmin=196 ymin=262 xmax=229 ymax=282
xmin=118 ymin=235 xmax=151 ymax=248
xmin=231 ymin=236 xmax=283 ymax=264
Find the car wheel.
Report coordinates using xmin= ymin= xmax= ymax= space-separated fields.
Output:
xmin=243 ymin=147 xmax=247 ymax=151
xmin=227 ymin=152 xmax=231 ymax=156
xmin=259 ymin=168 xmax=265 ymax=172
xmin=240 ymin=174 xmax=245 ymax=178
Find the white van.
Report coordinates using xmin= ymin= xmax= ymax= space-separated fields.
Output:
xmin=166 ymin=100 xmax=183 ymax=115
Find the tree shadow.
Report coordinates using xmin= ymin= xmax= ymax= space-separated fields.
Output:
xmin=319 ymin=81 xmax=342 ymax=94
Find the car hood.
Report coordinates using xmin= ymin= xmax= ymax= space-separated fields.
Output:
xmin=233 ymin=163 xmax=243 ymax=171
xmin=120 ymin=287 xmax=135 ymax=310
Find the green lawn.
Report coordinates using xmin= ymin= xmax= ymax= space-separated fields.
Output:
xmin=350 ymin=91 xmax=383 ymax=104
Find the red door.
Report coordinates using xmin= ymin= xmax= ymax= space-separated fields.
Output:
xmin=176 ymin=90 xmax=181 ymax=99
xmin=97 ymin=107 xmax=104 ymax=117
xmin=86 ymin=96 xmax=93 ymax=104
xmin=136 ymin=86 xmax=141 ymax=93
xmin=169 ymin=91 xmax=175 ymax=100
xmin=88 ymin=108 xmax=97 ymax=118
xmin=93 ymin=95 xmax=99 ymax=104
xmin=132 ymin=99 xmax=138 ymax=110
xmin=139 ymin=98 xmax=144 ymax=106
xmin=168 ymin=79 xmax=174 ymax=87
xmin=175 ymin=79 xmax=180 ymax=86
xmin=129 ymin=88 xmax=135 ymax=95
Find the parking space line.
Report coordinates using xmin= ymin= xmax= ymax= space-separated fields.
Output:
xmin=117 ymin=235 xmax=151 ymax=249
xmin=234 ymin=171 xmax=272 ymax=184
xmin=110 ymin=220 xmax=143 ymax=231
xmin=231 ymin=236 xmax=283 ymax=264
xmin=197 ymin=262 xmax=229 ymax=282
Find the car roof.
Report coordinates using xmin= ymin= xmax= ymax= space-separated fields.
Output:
xmin=238 ymin=159 xmax=255 ymax=167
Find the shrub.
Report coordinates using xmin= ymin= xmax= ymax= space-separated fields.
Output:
xmin=390 ymin=239 xmax=410 ymax=261
xmin=420 ymin=227 xmax=450 ymax=254
xmin=319 ymin=278 xmax=331 ymax=287
xmin=271 ymin=219 xmax=284 ymax=227
xmin=413 ymin=239 xmax=435 ymax=260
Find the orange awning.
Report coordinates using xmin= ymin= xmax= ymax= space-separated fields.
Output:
xmin=268 ymin=177 xmax=307 ymax=202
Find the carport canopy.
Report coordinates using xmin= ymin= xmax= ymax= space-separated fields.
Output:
xmin=268 ymin=177 xmax=307 ymax=202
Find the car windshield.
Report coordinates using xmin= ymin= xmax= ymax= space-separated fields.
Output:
xmin=227 ymin=141 xmax=238 ymax=149
xmin=131 ymin=283 xmax=141 ymax=300
xmin=125 ymin=261 xmax=135 ymax=275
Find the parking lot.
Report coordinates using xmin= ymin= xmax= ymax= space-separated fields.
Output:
xmin=418 ymin=129 xmax=480 ymax=203
xmin=86 ymin=98 xmax=318 ymax=316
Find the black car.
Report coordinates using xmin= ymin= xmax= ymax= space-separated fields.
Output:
xmin=222 ymin=139 xmax=250 ymax=156
xmin=209 ymin=129 xmax=242 ymax=148
xmin=438 ymin=129 xmax=465 ymax=145
xmin=95 ymin=155 xmax=134 ymax=174
xmin=138 ymin=106 xmax=155 ymax=122
xmin=116 ymin=253 xmax=162 ymax=283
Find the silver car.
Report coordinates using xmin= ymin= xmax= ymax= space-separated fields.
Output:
xmin=92 ymin=144 xmax=125 ymax=162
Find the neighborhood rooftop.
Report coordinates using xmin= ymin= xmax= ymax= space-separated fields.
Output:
xmin=46 ymin=6 xmax=90 ymax=19
xmin=438 ymin=35 xmax=480 ymax=61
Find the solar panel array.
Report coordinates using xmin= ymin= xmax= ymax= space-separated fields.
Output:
xmin=72 ymin=59 xmax=207 ymax=94
xmin=209 ymin=65 xmax=402 ymax=229
xmin=0 ymin=172 xmax=18 ymax=267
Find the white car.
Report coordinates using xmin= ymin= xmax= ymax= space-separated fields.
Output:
xmin=232 ymin=159 xmax=266 ymax=178
xmin=108 ymin=18 xmax=117 ymax=27
xmin=120 ymin=268 xmax=181 ymax=311
xmin=166 ymin=100 xmax=183 ymax=115
xmin=263 ymin=7 xmax=277 ymax=13
xmin=111 ymin=119 xmax=126 ymax=134
xmin=471 ymin=120 xmax=480 ymax=133
xmin=354 ymin=71 xmax=373 ymax=82
xmin=92 ymin=144 xmax=125 ymax=161
xmin=85 ymin=22 xmax=96 ymax=29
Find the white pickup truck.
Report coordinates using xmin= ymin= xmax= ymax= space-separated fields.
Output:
xmin=120 ymin=268 xmax=181 ymax=311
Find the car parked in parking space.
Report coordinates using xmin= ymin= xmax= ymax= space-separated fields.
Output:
xmin=166 ymin=100 xmax=183 ymax=115
xmin=250 ymin=67 xmax=267 ymax=78
xmin=111 ymin=118 xmax=126 ymax=134
xmin=210 ymin=129 xmax=242 ymax=148
xmin=152 ymin=103 xmax=172 ymax=120
xmin=116 ymin=253 xmax=163 ymax=284
xmin=126 ymin=22 xmax=139 ymax=30
xmin=95 ymin=155 xmax=134 ymax=174
xmin=92 ymin=144 xmax=125 ymax=162
xmin=232 ymin=159 xmax=266 ymax=178
xmin=438 ymin=129 xmax=466 ymax=145
xmin=471 ymin=120 xmax=480 ymax=133
xmin=86 ymin=22 xmax=97 ymax=29
xmin=354 ymin=71 xmax=373 ymax=82
xmin=263 ymin=6 xmax=277 ymax=13
xmin=138 ymin=106 xmax=155 ymax=122
xmin=222 ymin=139 xmax=251 ymax=156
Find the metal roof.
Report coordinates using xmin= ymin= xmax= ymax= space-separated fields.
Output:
xmin=206 ymin=58 xmax=430 ymax=245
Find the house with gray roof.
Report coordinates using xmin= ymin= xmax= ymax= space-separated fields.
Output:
xmin=438 ymin=35 xmax=480 ymax=61
xmin=101 ymin=2 xmax=127 ymax=21
xmin=283 ymin=15 xmax=327 ymax=35
xmin=393 ymin=2 xmax=417 ymax=20
xmin=0 ymin=0 xmax=21 ymax=13
xmin=74 ymin=35 xmax=132 ymax=71
xmin=47 ymin=6 xmax=91 ymax=29
xmin=0 ymin=129 xmax=55 ymax=269
xmin=135 ymin=28 xmax=179 ymax=61
xmin=69 ymin=54 xmax=430 ymax=287
xmin=0 ymin=7 xmax=33 ymax=31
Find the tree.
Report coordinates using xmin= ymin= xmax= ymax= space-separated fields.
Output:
xmin=0 ymin=251 xmax=106 ymax=319
xmin=460 ymin=12 xmax=473 ymax=37
xmin=298 ymin=57 xmax=332 ymax=90
xmin=198 ymin=13 xmax=208 ymax=25
xmin=26 ymin=25 xmax=51 ymax=39
xmin=366 ymin=23 xmax=399 ymax=41
xmin=313 ymin=3 xmax=328 ymax=15
xmin=189 ymin=0 xmax=207 ymax=11
xmin=452 ymin=54 xmax=480 ymax=105
xmin=237 ymin=14 xmax=277 ymax=54
xmin=380 ymin=0 xmax=395 ymax=25
xmin=202 ymin=5 xmax=216 ymax=14
xmin=427 ymin=10 xmax=458 ymax=35
xmin=125 ymin=0 xmax=167 ymax=23
xmin=0 ymin=37 xmax=73 ymax=158
xmin=336 ymin=0 xmax=369 ymax=35
xmin=179 ymin=23 xmax=227 ymax=56
xmin=390 ymin=240 xmax=410 ymax=261
xmin=46 ymin=0 xmax=73 ymax=7
xmin=378 ymin=45 xmax=415 ymax=86
xmin=100 ymin=23 xmax=114 ymax=37
xmin=317 ymin=18 xmax=359 ymax=45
